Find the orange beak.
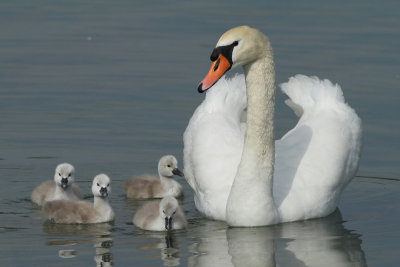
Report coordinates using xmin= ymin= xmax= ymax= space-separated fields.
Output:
xmin=198 ymin=54 xmax=232 ymax=93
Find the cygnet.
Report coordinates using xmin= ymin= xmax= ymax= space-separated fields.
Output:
xmin=124 ymin=155 xmax=183 ymax=199
xmin=43 ymin=174 xmax=114 ymax=224
xmin=133 ymin=196 xmax=187 ymax=231
xmin=32 ymin=163 xmax=83 ymax=206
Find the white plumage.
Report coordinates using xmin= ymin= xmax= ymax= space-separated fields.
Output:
xmin=183 ymin=26 xmax=362 ymax=226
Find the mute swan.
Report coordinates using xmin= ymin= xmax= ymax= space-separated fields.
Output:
xmin=31 ymin=163 xmax=83 ymax=206
xmin=124 ymin=155 xmax=184 ymax=199
xmin=183 ymin=26 xmax=362 ymax=226
xmin=133 ymin=196 xmax=187 ymax=231
xmin=43 ymin=174 xmax=114 ymax=224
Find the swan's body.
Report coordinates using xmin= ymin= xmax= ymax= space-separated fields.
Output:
xmin=43 ymin=174 xmax=114 ymax=224
xmin=31 ymin=163 xmax=83 ymax=206
xmin=183 ymin=26 xmax=362 ymax=226
xmin=133 ymin=196 xmax=187 ymax=231
xmin=124 ymin=155 xmax=183 ymax=199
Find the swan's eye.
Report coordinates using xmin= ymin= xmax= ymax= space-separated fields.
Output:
xmin=167 ymin=165 xmax=171 ymax=168
xmin=97 ymin=183 xmax=100 ymax=186
xmin=232 ymin=40 xmax=239 ymax=46
xmin=68 ymin=173 xmax=71 ymax=177
xmin=162 ymin=210 xmax=166 ymax=214
xmin=107 ymin=183 xmax=109 ymax=187
xmin=58 ymin=173 xmax=61 ymax=176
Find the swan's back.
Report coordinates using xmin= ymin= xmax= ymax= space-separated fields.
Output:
xmin=124 ymin=175 xmax=160 ymax=198
xmin=32 ymin=180 xmax=56 ymax=206
xmin=133 ymin=201 xmax=161 ymax=230
xmin=31 ymin=181 xmax=82 ymax=206
xmin=43 ymin=200 xmax=99 ymax=224
xmin=183 ymin=74 xmax=247 ymax=219
xmin=274 ymin=75 xmax=362 ymax=221
xmin=184 ymin=74 xmax=361 ymax=223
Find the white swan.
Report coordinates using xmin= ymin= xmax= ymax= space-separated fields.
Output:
xmin=43 ymin=174 xmax=114 ymax=224
xmin=183 ymin=26 xmax=362 ymax=226
xmin=124 ymin=155 xmax=184 ymax=199
xmin=31 ymin=163 xmax=83 ymax=206
xmin=133 ymin=196 xmax=187 ymax=231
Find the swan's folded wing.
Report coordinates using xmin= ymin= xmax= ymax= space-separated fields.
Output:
xmin=183 ymin=75 xmax=247 ymax=217
xmin=184 ymin=75 xmax=246 ymax=190
xmin=44 ymin=200 xmax=96 ymax=223
xmin=274 ymin=75 xmax=362 ymax=221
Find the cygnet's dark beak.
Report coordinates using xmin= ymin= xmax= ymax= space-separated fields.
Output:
xmin=61 ymin=178 xmax=68 ymax=189
xmin=165 ymin=217 xmax=173 ymax=230
xmin=100 ymin=187 xmax=108 ymax=197
xmin=172 ymin=168 xmax=184 ymax=177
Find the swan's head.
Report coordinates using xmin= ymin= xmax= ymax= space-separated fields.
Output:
xmin=158 ymin=155 xmax=184 ymax=178
xmin=159 ymin=196 xmax=179 ymax=230
xmin=54 ymin=163 xmax=75 ymax=190
xmin=92 ymin=174 xmax=111 ymax=198
xmin=198 ymin=25 xmax=271 ymax=92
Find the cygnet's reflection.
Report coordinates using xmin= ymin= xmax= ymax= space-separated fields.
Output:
xmin=189 ymin=210 xmax=366 ymax=267
xmin=94 ymin=238 xmax=114 ymax=267
xmin=136 ymin=231 xmax=181 ymax=266
xmin=43 ymin=221 xmax=114 ymax=266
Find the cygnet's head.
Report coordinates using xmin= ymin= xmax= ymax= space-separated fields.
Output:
xmin=54 ymin=163 xmax=75 ymax=190
xmin=92 ymin=174 xmax=111 ymax=198
xmin=159 ymin=196 xmax=179 ymax=230
xmin=198 ymin=25 xmax=271 ymax=92
xmin=158 ymin=155 xmax=184 ymax=178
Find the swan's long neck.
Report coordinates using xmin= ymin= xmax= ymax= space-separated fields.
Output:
xmin=54 ymin=184 xmax=72 ymax=199
xmin=94 ymin=196 xmax=109 ymax=209
xmin=226 ymin=50 xmax=279 ymax=226
xmin=94 ymin=196 xmax=114 ymax=221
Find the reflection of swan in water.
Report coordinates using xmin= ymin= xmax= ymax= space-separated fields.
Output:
xmin=93 ymin=238 xmax=114 ymax=267
xmin=188 ymin=210 xmax=366 ymax=267
xmin=42 ymin=221 xmax=114 ymax=266
xmin=135 ymin=231 xmax=181 ymax=266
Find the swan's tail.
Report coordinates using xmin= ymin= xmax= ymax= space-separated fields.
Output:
xmin=280 ymin=75 xmax=345 ymax=117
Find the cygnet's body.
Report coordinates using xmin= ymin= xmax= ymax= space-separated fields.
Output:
xmin=43 ymin=174 xmax=114 ymax=224
xmin=31 ymin=163 xmax=83 ymax=206
xmin=133 ymin=196 xmax=187 ymax=231
xmin=124 ymin=155 xmax=184 ymax=199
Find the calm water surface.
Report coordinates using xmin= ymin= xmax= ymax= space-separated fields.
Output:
xmin=1 ymin=0 xmax=399 ymax=266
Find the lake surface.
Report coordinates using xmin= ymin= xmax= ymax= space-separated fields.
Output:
xmin=1 ymin=0 xmax=399 ymax=266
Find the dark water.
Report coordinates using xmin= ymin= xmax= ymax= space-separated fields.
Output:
xmin=1 ymin=0 xmax=399 ymax=266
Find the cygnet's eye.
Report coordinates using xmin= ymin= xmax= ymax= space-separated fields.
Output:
xmin=58 ymin=173 xmax=61 ymax=176
xmin=162 ymin=210 xmax=166 ymax=214
xmin=167 ymin=165 xmax=171 ymax=168
xmin=68 ymin=173 xmax=71 ymax=177
xmin=97 ymin=183 xmax=100 ymax=186
xmin=107 ymin=183 xmax=109 ymax=187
